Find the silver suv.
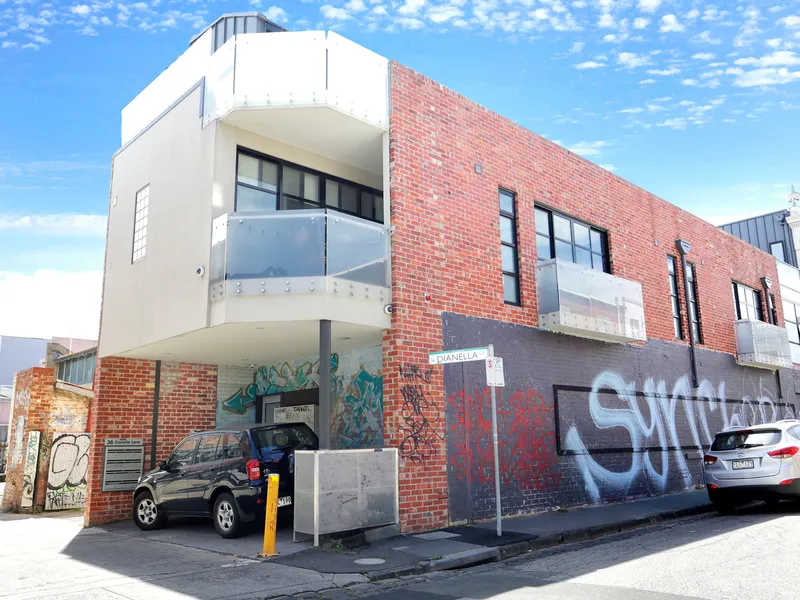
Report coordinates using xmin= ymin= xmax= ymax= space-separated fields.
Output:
xmin=704 ymin=420 xmax=800 ymax=513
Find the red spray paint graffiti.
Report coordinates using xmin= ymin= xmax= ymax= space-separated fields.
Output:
xmin=448 ymin=388 xmax=562 ymax=491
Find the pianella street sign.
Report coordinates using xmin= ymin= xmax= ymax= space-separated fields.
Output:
xmin=428 ymin=347 xmax=489 ymax=365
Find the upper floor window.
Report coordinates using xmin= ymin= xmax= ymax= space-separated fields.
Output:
xmin=686 ymin=263 xmax=703 ymax=344
xmin=733 ymin=282 xmax=764 ymax=322
xmin=535 ymin=207 xmax=608 ymax=273
xmin=770 ymin=241 xmax=786 ymax=263
xmin=499 ymin=189 xmax=520 ymax=305
xmin=132 ymin=185 xmax=150 ymax=263
xmin=667 ymin=256 xmax=683 ymax=340
xmin=785 ymin=301 xmax=800 ymax=347
xmin=236 ymin=149 xmax=383 ymax=223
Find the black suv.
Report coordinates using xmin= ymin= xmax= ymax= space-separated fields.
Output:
xmin=132 ymin=423 xmax=318 ymax=538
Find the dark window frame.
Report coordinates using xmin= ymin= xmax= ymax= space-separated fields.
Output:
xmin=667 ymin=256 xmax=684 ymax=340
xmin=534 ymin=205 xmax=609 ymax=273
xmin=733 ymin=281 xmax=764 ymax=322
xmin=686 ymin=262 xmax=703 ymax=344
xmin=783 ymin=300 xmax=800 ymax=348
xmin=499 ymin=188 xmax=521 ymax=306
xmin=770 ymin=241 xmax=787 ymax=263
xmin=235 ymin=147 xmax=384 ymax=224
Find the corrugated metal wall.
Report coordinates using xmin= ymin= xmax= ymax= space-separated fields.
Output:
xmin=720 ymin=210 xmax=797 ymax=267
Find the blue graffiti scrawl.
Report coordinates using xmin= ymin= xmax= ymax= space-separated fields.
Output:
xmin=221 ymin=347 xmax=383 ymax=449
xmin=332 ymin=365 xmax=383 ymax=448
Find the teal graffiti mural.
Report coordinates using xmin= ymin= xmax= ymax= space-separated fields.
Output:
xmin=220 ymin=347 xmax=383 ymax=449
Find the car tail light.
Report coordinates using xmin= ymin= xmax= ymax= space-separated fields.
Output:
xmin=708 ymin=484 xmax=719 ymax=489
xmin=780 ymin=479 xmax=795 ymax=486
xmin=768 ymin=446 xmax=800 ymax=459
xmin=247 ymin=458 xmax=261 ymax=481
xmin=704 ymin=455 xmax=718 ymax=466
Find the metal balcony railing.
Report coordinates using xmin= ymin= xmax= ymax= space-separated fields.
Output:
xmin=210 ymin=209 xmax=390 ymax=301
xmin=536 ymin=259 xmax=647 ymax=343
xmin=735 ymin=319 xmax=792 ymax=370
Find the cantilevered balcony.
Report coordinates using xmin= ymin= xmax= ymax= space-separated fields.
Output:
xmin=209 ymin=209 xmax=390 ymax=328
xmin=536 ymin=259 xmax=647 ymax=344
xmin=735 ymin=319 xmax=792 ymax=370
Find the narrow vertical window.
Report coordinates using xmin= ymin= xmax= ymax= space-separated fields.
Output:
xmin=686 ymin=263 xmax=703 ymax=343
xmin=132 ymin=185 xmax=150 ymax=263
xmin=667 ymin=256 xmax=683 ymax=340
xmin=500 ymin=189 xmax=520 ymax=305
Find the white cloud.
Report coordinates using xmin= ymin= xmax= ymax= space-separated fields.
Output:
xmin=692 ymin=52 xmax=715 ymax=60
xmin=604 ymin=33 xmax=629 ymax=43
xmin=71 ymin=4 xmax=91 ymax=16
xmin=78 ymin=26 xmax=98 ymax=36
xmin=639 ymin=78 xmax=656 ymax=85
xmin=2 ymin=42 xmax=18 ymax=49
xmin=767 ymin=38 xmax=783 ymax=49
xmin=619 ymin=107 xmax=645 ymax=113
xmin=617 ymin=52 xmax=652 ymax=68
xmin=428 ymin=5 xmax=462 ymax=23
xmin=20 ymin=43 xmax=40 ymax=51
xmin=569 ymin=41 xmax=585 ymax=54
xmin=633 ymin=17 xmax=649 ymax=29
xmin=735 ymin=51 xmax=800 ymax=67
xmin=398 ymin=0 xmax=425 ymax=16
xmin=694 ymin=30 xmax=722 ymax=45
xmin=729 ymin=66 xmax=800 ymax=87
xmin=660 ymin=14 xmax=684 ymax=33
xmin=779 ymin=15 xmax=800 ymax=29
xmin=685 ymin=9 xmax=700 ymax=22
xmin=598 ymin=12 xmax=615 ymax=28
xmin=647 ymin=67 xmax=681 ymax=75
xmin=0 ymin=214 xmax=107 ymax=237
xmin=681 ymin=78 xmax=698 ymax=86
xmin=264 ymin=6 xmax=289 ymax=22
xmin=567 ymin=140 xmax=610 ymax=157
xmin=647 ymin=103 xmax=666 ymax=112
xmin=344 ymin=0 xmax=367 ymax=12
xmin=394 ymin=17 xmax=424 ymax=30
xmin=0 ymin=270 xmax=102 ymax=340
xmin=638 ymin=0 xmax=661 ymax=13
xmin=599 ymin=164 xmax=616 ymax=172
xmin=575 ymin=60 xmax=607 ymax=69
xmin=658 ymin=118 xmax=688 ymax=129
xmin=320 ymin=4 xmax=351 ymax=20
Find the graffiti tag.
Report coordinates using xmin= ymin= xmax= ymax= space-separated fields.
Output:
xmin=45 ymin=433 xmax=90 ymax=511
xmin=399 ymin=365 xmax=443 ymax=462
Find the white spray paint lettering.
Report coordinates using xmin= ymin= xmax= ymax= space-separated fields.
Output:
xmin=566 ymin=371 xmax=796 ymax=502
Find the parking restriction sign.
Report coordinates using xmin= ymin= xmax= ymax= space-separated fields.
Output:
xmin=485 ymin=357 xmax=505 ymax=387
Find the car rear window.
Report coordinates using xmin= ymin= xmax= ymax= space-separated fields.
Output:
xmin=251 ymin=424 xmax=318 ymax=451
xmin=711 ymin=429 xmax=782 ymax=451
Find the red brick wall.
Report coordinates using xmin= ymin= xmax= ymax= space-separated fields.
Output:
xmin=85 ymin=357 xmax=217 ymax=526
xmin=385 ymin=62 xmax=783 ymax=532
xmin=2 ymin=368 xmax=55 ymax=512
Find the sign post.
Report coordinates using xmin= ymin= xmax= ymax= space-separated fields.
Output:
xmin=428 ymin=346 xmax=504 ymax=537
xmin=487 ymin=345 xmax=502 ymax=537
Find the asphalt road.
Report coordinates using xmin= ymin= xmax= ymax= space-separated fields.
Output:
xmin=333 ymin=501 xmax=800 ymax=600
xmin=1 ymin=501 xmax=797 ymax=600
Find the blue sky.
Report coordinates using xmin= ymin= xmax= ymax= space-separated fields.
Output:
xmin=0 ymin=0 xmax=799 ymax=339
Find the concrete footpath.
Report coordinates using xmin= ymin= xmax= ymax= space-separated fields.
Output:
xmin=274 ymin=490 xmax=713 ymax=581
xmin=0 ymin=490 xmax=713 ymax=600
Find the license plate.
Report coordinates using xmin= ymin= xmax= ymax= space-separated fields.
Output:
xmin=732 ymin=459 xmax=755 ymax=470
xmin=277 ymin=496 xmax=292 ymax=507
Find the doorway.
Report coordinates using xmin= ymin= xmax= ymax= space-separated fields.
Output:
xmin=259 ymin=395 xmax=281 ymax=425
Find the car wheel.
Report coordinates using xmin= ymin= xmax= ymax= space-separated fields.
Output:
xmin=213 ymin=493 xmax=243 ymax=539
xmin=133 ymin=491 xmax=165 ymax=530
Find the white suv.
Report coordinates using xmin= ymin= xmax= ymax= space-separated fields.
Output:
xmin=704 ymin=420 xmax=800 ymax=513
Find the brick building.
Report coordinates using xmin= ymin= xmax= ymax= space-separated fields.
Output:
xmin=85 ymin=13 xmax=799 ymax=532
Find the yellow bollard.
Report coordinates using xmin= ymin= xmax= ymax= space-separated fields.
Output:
xmin=258 ymin=473 xmax=280 ymax=558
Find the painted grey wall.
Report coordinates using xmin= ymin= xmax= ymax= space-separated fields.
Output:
xmin=0 ymin=336 xmax=48 ymax=386
xmin=720 ymin=210 xmax=796 ymax=267
xmin=441 ymin=313 xmax=799 ymax=522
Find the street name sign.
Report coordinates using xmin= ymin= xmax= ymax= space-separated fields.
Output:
xmin=428 ymin=347 xmax=489 ymax=365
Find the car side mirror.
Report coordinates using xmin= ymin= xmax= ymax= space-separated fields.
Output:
xmin=158 ymin=460 xmax=169 ymax=471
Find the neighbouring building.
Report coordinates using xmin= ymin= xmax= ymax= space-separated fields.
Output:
xmin=85 ymin=13 xmax=800 ymax=532
xmin=0 ymin=336 xmax=94 ymax=472
xmin=720 ymin=208 xmax=800 ymax=268
xmin=2 ymin=348 xmax=95 ymax=511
